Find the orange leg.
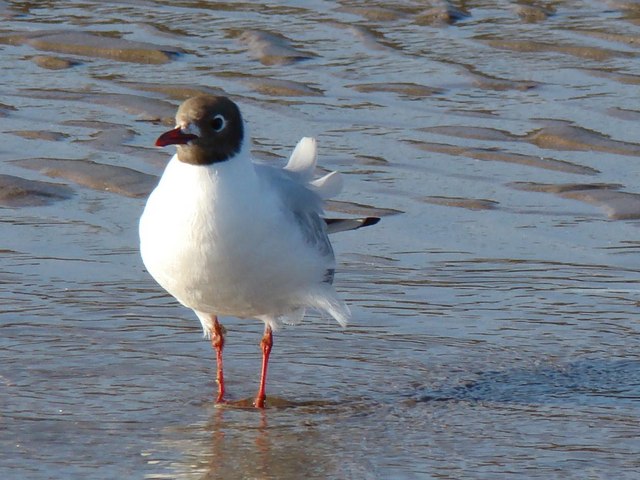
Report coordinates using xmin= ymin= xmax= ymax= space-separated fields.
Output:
xmin=254 ymin=325 xmax=273 ymax=409
xmin=210 ymin=316 xmax=225 ymax=403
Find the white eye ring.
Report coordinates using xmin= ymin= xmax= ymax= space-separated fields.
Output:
xmin=212 ymin=114 xmax=226 ymax=132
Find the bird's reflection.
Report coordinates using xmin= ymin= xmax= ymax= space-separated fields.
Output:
xmin=158 ymin=398 xmax=376 ymax=480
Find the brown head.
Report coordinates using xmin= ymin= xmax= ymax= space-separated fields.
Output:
xmin=155 ymin=95 xmax=245 ymax=165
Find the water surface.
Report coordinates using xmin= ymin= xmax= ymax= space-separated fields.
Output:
xmin=1 ymin=1 xmax=640 ymax=478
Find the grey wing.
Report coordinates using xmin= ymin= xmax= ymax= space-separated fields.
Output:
xmin=255 ymin=163 xmax=336 ymax=282
xmin=255 ymin=163 xmax=324 ymax=212
xmin=293 ymin=209 xmax=334 ymax=257
xmin=293 ymin=210 xmax=335 ymax=284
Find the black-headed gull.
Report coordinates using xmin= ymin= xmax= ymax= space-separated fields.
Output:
xmin=139 ymin=95 xmax=379 ymax=408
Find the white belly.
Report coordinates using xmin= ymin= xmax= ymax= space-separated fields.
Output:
xmin=139 ymin=158 xmax=332 ymax=319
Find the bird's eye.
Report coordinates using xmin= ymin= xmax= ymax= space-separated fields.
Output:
xmin=211 ymin=114 xmax=226 ymax=132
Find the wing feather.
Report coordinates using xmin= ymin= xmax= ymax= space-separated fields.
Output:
xmin=255 ymin=137 xmax=352 ymax=271
xmin=284 ymin=137 xmax=317 ymax=181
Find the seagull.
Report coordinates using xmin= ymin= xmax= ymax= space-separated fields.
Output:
xmin=139 ymin=95 xmax=379 ymax=408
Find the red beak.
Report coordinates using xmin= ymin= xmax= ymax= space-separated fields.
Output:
xmin=155 ymin=127 xmax=198 ymax=147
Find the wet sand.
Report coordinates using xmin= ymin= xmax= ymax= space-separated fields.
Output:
xmin=1 ymin=1 xmax=640 ymax=479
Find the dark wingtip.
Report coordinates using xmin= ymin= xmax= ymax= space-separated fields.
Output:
xmin=360 ymin=217 xmax=381 ymax=228
xmin=323 ymin=216 xmax=381 ymax=234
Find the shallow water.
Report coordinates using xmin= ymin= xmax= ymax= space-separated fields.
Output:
xmin=1 ymin=1 xmax=640 ymax=478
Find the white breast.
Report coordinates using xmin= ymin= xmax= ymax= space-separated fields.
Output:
xmin=139 ymin=154 xmax=334 ymax=320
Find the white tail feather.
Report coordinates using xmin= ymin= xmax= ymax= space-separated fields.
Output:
xmin=304 ymin=289 xmax=351 ymax=327
xmin=310 ymin=171 xmax=343 ymax=199
xmin=285 ymin=137 xmax=317 ymax=180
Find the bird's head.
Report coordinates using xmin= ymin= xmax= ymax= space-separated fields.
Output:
xmin=156 ymin=95 xmax=245 ymax=165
